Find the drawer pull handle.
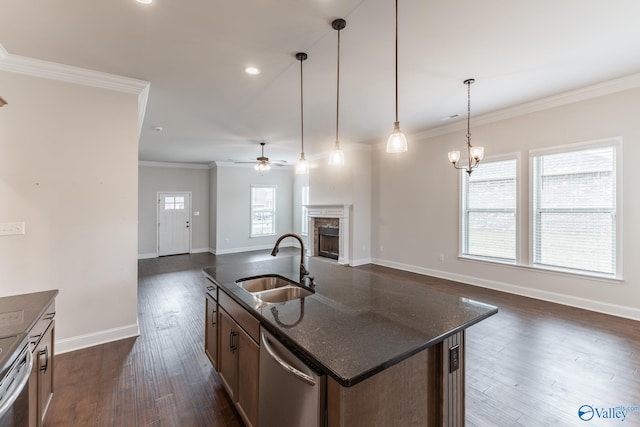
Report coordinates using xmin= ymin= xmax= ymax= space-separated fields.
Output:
xmin=39 ymin=346 xmax=49 ymax=373
xmin=211 ymin=310 xmax=216 ymax=326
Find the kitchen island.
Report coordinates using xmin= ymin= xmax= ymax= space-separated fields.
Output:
xmin=203 ymin=255 xmax=497 ymax=426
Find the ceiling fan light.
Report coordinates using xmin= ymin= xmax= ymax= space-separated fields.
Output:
xmin=386 ymin=122 xmax=408 ymax=153
xmin=328 ymin=142 xmax=345 ymax=166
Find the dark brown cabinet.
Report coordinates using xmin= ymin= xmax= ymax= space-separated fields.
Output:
xmin=205 ymin=294 xmax=218 ymax=370
xmin=207 ymin=288 xmax=260 ymax=427
xmin=217 ymin=309 xmax=237 ymax=401
xmin=28 ymin=300 xmax=56 ymax=427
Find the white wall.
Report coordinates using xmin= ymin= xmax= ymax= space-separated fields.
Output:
xmin=209 ymin=163 xmax=218 ymax=253
xmin=292 ymin=173 xmax=309 ymax=246
xmin=309 ymin=148 xmax=372 ymax=265
xmin=212 ymin=165 xmax=294 ymax=254
xmin=0 ymin=70 xmax=140 ymax=352
xmin=138 ymin=163 xmax=210 ymax=258
xmin=371 ymin=86 xmax=640 ymax=320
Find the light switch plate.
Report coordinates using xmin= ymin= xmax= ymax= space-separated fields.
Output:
xmin=0 ymin=222 xmax=26 ymax=236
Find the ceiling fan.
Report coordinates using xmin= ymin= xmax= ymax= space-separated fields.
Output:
xmin=235 ymin=142 xmax=287 ymax=172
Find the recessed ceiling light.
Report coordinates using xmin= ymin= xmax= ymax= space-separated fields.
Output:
xmin=245 ymin=67 xmax=261 ymax=76
xmin=442 ymin=114 xmax=460 ymax=121
xmin=137 ymin=0 xmax=152 ymax=4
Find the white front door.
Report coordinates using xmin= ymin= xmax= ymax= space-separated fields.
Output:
xmin=158 ymin=192 xmax=191 ymax=256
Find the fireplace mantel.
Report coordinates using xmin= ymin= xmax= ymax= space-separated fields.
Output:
xmin=305 ymin=204 xmax=352 ymax=265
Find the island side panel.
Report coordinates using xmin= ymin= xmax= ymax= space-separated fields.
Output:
xmin=441 ymin=331 xmax=465 ymax=426
xmin=326 ymin=330 xmax=465 ymax=427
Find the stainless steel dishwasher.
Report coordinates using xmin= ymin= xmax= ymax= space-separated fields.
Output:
xmin=259 ymin=328 xmax=326 ymax=427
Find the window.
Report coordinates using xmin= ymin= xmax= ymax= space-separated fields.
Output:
xmin=532 ymin=141 xmax=619 ymax=276
xmin=250 ymin=186 xmax=276 ymax=237
xmin=301 ymin=185 xmax=309 ymax=235
xmin=461 ymin=158 xmax=517 ymax=262
xmin=164 ymin=196 xmax=185 ymax=210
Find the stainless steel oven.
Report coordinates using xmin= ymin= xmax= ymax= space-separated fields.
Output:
xmin=0 ymin=335 xmax=32 ymax=427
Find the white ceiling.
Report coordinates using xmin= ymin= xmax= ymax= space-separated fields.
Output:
xmin=1 ymin=0 xmax=640 ymax=165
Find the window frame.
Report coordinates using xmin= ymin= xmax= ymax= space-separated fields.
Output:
xmin=458 ymin=153 xmax=520 ymax=264
xmin=250 ymin=185 xmax=277 ymax=238
xmin=529 ymin=137 xmax=623 ymax=279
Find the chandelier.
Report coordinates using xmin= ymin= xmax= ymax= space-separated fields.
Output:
xmin=448 ymin=78 xmax=484 ymax=175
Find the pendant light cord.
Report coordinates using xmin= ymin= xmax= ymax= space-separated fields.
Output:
xmin=300 ymin=56 xmax=305 ymax=156
xmin=466 ymin=81 xmax=471 ymax=143
xmin=336 ymin=28 xmax=341 ymax=143
xmin=394 ymin=0 xmax=399 ymax=123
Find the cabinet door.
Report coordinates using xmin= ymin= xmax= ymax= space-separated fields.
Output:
xmin=218 ymin=309 xmax=237 ymax=400
xmin=37 ymin=321 xmax=54 ymax=427
xmin=236 ymin=328 xmax=259 ymax=427
xmin=205 ymin=295 xmax=218 ymax=369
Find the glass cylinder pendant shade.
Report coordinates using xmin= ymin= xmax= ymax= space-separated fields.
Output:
xmin=386 ymin=122 xmax=408 ymax=153
xmin=448 ymin=151 xmax=461 ymax=164
xmin=471 ymin=146 xmax=484 ymax=161
xmin=328 ymin=142 xmax=345 ymax=166
xmin=296 ymin=155 xmax=308 ymax=175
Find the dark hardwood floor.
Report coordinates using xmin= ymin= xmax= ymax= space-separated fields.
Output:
xmin=45 ymin=250 xmax=640 ymax=426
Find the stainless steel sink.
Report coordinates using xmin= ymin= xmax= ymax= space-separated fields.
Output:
xmin=254 ymin=286 xmax=314 ymax=303
xmin=236 ymin=275 xmax=295 ymax=293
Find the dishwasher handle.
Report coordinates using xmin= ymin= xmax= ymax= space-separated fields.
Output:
xmin=260 ymin=331 xmax=316 ymax=386
xmin=0 ymin=347 xmax=33 ymax=418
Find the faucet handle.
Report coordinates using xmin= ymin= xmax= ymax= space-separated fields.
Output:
xmin=306 ymin=276 xmax=316 ymax=289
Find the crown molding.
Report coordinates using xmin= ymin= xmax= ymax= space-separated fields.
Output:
xmin=0 ymin=42 xmax=150 ymax=136
xmin=414 ymin=72 xmax=640 ymax=141
xmin=139 ymin=160 xmax=210 ymax=169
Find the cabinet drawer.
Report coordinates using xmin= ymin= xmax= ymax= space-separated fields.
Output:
xmin=219 ymin=290 xmax=259 ymax=344
xmin=206 ymin=278 xmax=217 ymax=301
xmin=29 ymin=301 xmax=55 ymax=349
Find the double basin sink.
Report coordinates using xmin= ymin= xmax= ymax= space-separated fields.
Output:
xmin=236 ymin=275 xmax=314 ymax=303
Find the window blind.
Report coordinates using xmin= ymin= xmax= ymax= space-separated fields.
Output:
xmin=462 ymin=159 xmax=517 ymax=262
xmin=532 ymin=145 xmax=616 ymax=275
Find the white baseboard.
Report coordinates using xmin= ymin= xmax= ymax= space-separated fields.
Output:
xmin=371 ymin=258 xmax=640 ymax=322
xmin=351 ymin=257 xmax=372 ymax=267
xmin=138 ymin=252 xmax=157 ymax=260
xmin=191 ymin=247 xmax=209 ymax=254
xmin=55 ymin=323 xmax=140 ymax=355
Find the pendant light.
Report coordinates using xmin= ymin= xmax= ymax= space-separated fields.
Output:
xmin=386 ymin=0 xmax=408 ymax=153
xmin=295 ymin=52 xmax=309 ymax=175
xmin=448 ymin=78 xmax=484 ymax=175
xmin=328 ymin=18 xmax=346 ymax=166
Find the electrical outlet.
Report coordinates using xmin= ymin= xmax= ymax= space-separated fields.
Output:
xmin=439 ymin=253 xmax=445 ymax=262
xmin=449 ymin=345 xmax=460 ymax=373
xmin=0 ymin=222 xmax=26 ymax=236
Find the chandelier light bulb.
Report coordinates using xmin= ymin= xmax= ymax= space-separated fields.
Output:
xmin=471 ymin=146 xmax=484 ymax=161
xmin=448 ymin=151 xmax=461 ymax=164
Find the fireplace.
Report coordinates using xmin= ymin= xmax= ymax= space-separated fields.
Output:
xmin=305 ymin=204 xmax=352 ymax=265
xmin=318 ymin=227 xmax=339 ymax=260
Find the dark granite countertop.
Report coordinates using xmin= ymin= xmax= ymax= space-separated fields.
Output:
xmin=203 ymin=256 xmax=497 ymax=387
xmin=0 ymin=290 xmax=58 ymax=378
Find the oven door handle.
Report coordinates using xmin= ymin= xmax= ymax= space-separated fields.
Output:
xmin=0 ymin=347 xmax=33 ymax=418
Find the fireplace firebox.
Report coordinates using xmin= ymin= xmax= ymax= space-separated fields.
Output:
xmin=318 ymin=227 xmax=339 ymax=260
